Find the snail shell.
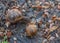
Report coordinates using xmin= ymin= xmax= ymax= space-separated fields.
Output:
xmin=5 ymin=7 xmax=22 ymax=23
xmin=26 ymin=24 xmax=37 ymax=37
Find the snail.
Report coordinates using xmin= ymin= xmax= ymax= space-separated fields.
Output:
xmin=26 ymin=22 xmax=37 ymax=38
xmin=5 ymin=6 xmax=30 ymax=28
xmin=5 ymin=6 xmax=23 ymax=22
xmin=5 ymin=6 xmax=23 ymax=27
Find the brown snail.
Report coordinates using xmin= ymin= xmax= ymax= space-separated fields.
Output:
xmin=26 ymin=22 xmax=37 ymax=38
xmin=5 ymin=6 xmax=23 ymax=27
xmin=5 ymin=6 xmax=23 ymax=23
xmin=5 ymin=6 xmax=30 ymax=27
